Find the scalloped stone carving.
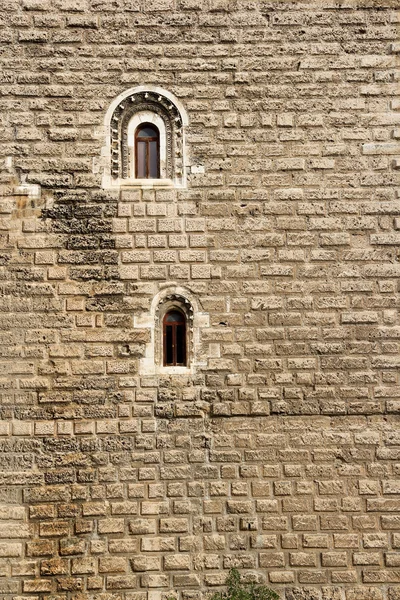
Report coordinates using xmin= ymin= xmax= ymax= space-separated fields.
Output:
xmin=110 ymin=91 xmax=184 ymax=185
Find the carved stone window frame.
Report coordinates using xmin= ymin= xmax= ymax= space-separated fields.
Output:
xmin=134 ymin=286 xmax=209 ymax=377
xmin=101 ymin=86 xmax=188 ymax=190
xmin=156 ymin=295 xmax=193 ymax=373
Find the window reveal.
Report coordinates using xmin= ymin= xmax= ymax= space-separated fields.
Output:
xmin=135 ymin=123 xmax=160 ymax=179
xmin=163 ymin=310 xmax=187 ymax=367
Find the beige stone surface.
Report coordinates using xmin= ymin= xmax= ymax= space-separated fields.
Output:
xmin=0 ymin=0 xmax=400 ymax=599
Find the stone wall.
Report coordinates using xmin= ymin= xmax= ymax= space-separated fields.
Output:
xmin=1 ymin=1 xmax=400 ymax=599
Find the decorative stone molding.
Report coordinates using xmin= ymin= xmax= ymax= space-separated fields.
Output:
xmin=101 ymin=86 xmax=188 ymax=190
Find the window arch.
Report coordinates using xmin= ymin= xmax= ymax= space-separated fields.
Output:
xmin=163 ymin=309 xmax=187 ymax=367
xmin=102 ymin=86 xmax=188 ymax=189
xmin=135 ymin=123 xmax=160 ymax=179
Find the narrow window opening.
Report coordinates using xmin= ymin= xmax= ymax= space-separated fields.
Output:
xmin=135 ymin=123 xmax=160 ymax=179
xmin=163 ymin=309 xmax=187 ymax=367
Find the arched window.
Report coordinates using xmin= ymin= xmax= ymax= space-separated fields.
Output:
xmin=103 ymin=87 xmax=188 ymax=189
xmin=163 ymin=309 xmax=187 ymax=367
xmin=135 ymin=123 xmax=160 ymax=179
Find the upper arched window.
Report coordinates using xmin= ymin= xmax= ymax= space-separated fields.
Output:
xmin=102 ymin=87 xmax=188 ymax=189
xmin=135 ymin=123 xmax=160 ymax=179
xmin=163 ymin=309 xmax=187 ymax=367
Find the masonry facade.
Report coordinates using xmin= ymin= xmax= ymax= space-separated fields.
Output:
xmin=1 ymin=1 xmax=400 ymax=599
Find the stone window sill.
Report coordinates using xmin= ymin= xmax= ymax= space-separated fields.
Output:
xmin=103 ymin=176 xmax=186 ymax=190
xmin=120 ymin=178 xmax=176 ymax=189
xmin=158 ymin=366 xmax=192 ymax=375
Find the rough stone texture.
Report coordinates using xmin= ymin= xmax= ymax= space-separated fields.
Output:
xmin=0 ymin=1 xmax=400 ymax=599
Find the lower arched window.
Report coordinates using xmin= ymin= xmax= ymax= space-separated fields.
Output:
xmin=163 ymin=309 xmax=186 ymax=366
xmin=135 ymin=123 xmax=160 ymax=179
